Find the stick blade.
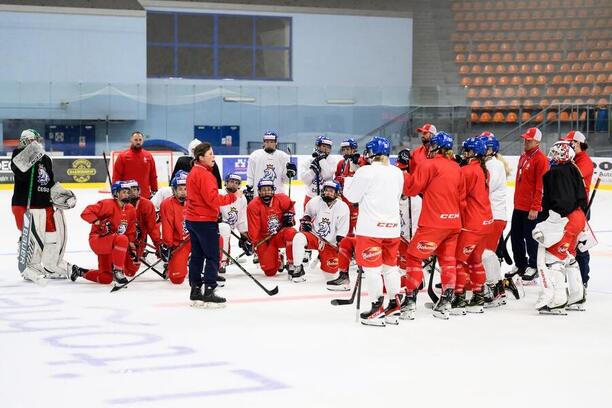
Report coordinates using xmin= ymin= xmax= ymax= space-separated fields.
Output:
xmin=331 ymin=298 xmax=353 ymax=306
xmin=267 ymin=286 xmax=279 ymax=296
xmin=110 ymin=284 xmax=124 ymax=293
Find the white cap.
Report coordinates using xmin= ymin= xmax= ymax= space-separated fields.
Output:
xmin=563 ymin=130 xmax=586 ymax=144
xmin=188 ymin=138 xmax=202 ymax=155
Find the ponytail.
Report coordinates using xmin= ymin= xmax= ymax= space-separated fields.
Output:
xmin=479 ymin=156 xmax=489 ymax=189
xmin=495 ymin=153 xmax=512 ymax=178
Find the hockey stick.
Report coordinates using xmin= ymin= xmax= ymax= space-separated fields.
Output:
xmin=287 ymin=146 xmax=293 ymax=199
xmin=585 ymin=175 xmax=601 ymax=216
xmin=407 ymin=197 xmax=413 ymax=240
xmin=355 ymin=266 xmax=363 ymax=322
xmin=110 ymin=258 xmax=164 ymax=293
xmin=18 ymin=163 xmax=37 ymax=273
xmin=102 ymin=151 xmax=113 ymax=192
xmin=236 ymin=233 xmax=274 ymax=259
xmin=222 ymin=248 xmax=279 ymax=296
xmin=426 ymin=256 xmax=439 ymax=303
xmin=142 ymin=250 xmax=167 ymax=280
xmin=331 ymin=266 xmax=363 ymax=306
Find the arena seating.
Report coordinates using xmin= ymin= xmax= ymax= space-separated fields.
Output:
xmin=451 ymin=0 xmax=611 ymax=123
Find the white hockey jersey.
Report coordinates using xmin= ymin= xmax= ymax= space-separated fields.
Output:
xmin=246 ymin=149 xmax=290 ymax=194
xmin=343 ymin=162 xmax=404 ymax=238
xmin=219 ymin=190 xmax=248 ymax=233
xmin=399 ymin=195 xmax=421 ymax=239
xmin=300 ymin=155 xmax=338 ymax=198
xmin=304 ymin=195 xmax=350 ymax=243
xmin=486 ymin=156 xmax=508 ymax=221
xmin=150 ymin=187 xmax=173 ymax=211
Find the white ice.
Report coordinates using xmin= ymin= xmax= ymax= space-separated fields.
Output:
xmin=1 ymin=184 xmax=611 ymax=408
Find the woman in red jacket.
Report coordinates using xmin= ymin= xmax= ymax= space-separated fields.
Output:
xmin=185 ymin=143 xmax=241 ymax=307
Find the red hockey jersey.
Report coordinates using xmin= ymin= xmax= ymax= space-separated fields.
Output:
xmin=247 ymin=193 xmax=295 ymax=243
xmin=134 ymin=197 xmax=161 ymax=246
xmin=460 ymin=160 xmax=493 ymax=231
xmin=402 ymin=155 xmax=465 ymax=229
xmin=334 ymin=155 xmax=368 ymax=187
xmin=160 ymin=196 xmax=188 ymax=247
xmin=81 ymin=198 xmax=136 ymax=241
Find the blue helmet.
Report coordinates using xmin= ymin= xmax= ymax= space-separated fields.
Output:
xmin=429 ymin=131 xmax=454 ymax=152
xmin=224 ymin=173 xmax=242 ymax=184
xmin=322 ymin=180 xmax=341 ymax=194
xmin=111 ymin=180 xmax=132 ymax=197
xmin=479 ymin=131 xmax=500 ymax=154
xmin=462 ymin=137 xmax=487 ymax=157
xmin=263 ymin=130 xmax=278 ymax=142
xmin=171 ymin=170 xmax=188 ymax=189
xmin=315 ymin=135 xmax=333 ymax=147
xmin=257 ymin=179 xmax=276 ymax=191
xmin=340 ymin=138 xmax=358 ymax=150
xmin=365 ymin=136 xmax=391 ymax=157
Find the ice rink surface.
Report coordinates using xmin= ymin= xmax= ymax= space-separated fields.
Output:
xmin=1 ymin=185 xmax=611 ymax=408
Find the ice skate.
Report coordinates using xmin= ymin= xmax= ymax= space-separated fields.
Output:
xmin=21 ymin=268 xmax=48 ymax=287
xmin=360 ymin=296 xmax=386 ymax=327
xmin=383 ymin=295 xmax=402 ymax=325
xmin=69 ymin=265 xmax=88 ymax=282
xmin=504 ymin=266 xmax=525 ymax=279
xmin=400 ymin=289 xmax=417 ymax=320
xmin=484 ymin=281 xmax=506 ymax=308
xmin=252 ymin=252 xmax=259 ymax=264
xmin=112 ymin=267 xmax=128 ymax=285
xmin=292 ymin=264 xmax=306 ymax=283
xmin=467 ymin=290 xmax=485 ymax=313
xmin=326 ymin=271 xmax=350 ymax=291
xmin=432 ymin=289 xmax=453 ymax=320
xmin=302 ymin=249 xmax=312 ymax=264
xmin=450 ymin=292 xmax=467 ymax=315
xmin=521 ymin=266 xmax=538 ymax=282
xmin=44 ymin=268 xmax=67 ymax=280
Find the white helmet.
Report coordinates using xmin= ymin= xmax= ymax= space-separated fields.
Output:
xmin=188 ymin=138 xmax=202 ymax=156
xmin=20 ymin=129 xmax=43 ymax=147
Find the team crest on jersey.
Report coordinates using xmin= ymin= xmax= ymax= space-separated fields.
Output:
xmin=37 ymin=165 xmax=50 ymax=186
xmin=262 ymin=164 xmax=277 ymax=182
xmin=558 ymin=242 xmax=570 ymax=254
xmin=462 ymin=244 xmax=476 ymax=255
xmin=326 ymin=258 xmax=339 ymax=268
xmin=361 ymin=246 xmax=382 ymax=261
xmin=226 ymin=207 xmax=238 ymax=226
xmin=267 ymin=214 xmax=280 ymax=235
xmin=117 ymin=220 xmax=127 ymax=235
xmin=316 ymin=217 xmax=331 ymax=238
xmin=416 ymin=241 xmax=437 ymax=252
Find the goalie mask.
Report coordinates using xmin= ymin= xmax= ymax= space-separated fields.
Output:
xmin=224 ymin=173 xmax=242 ymax=193
xmin=321 ymin=180 xmax=340 ymax=203
xmin=20 ymin=129 xmax=43 ymax=147
xmin=549 ymin=141 xmax=575 ymax=164
xmin=257 ymin=179 xmax=275 ymax=205
xmin=171 ymin=170 xmax=188 ymax=203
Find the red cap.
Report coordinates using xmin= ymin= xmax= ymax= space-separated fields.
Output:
xmin=563 ymin=130 xmax=586 ymax=144
xmin=521 ymin=127 xmax=542 ymax=142
xmin=417 ymin=123 xmax=437 ymax=135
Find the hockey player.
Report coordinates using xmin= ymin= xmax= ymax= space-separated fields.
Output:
xmin=452 ymin=137 xmax=494 ymax=315
xmin=112 ymin=131 xmax=158 ymax=198
xmin=160 ymin=171 xmax=191 ymax=284
xmin=401 ymin=131 xmax=464 ymax=320
xmin=79 ymin=181 xmax=137 ymax=284
xmin=334 ymin=138 xmax=367 ymax=234
xmin=343 ymin=136 xmax=404 ymax=327
xmin=244 ymin=130 xmax=296 ymax=201
xmin=478 ymin=132 xmax=511 ymax=306
xmin=219 ymin=173 xmax=251 ymax=272
xmin=287 ymin=180 xmax=349 ymax=285
xmin=11 ymin=129 xmax=86 ymax=284
xmin=247 ymin=179 xmax=297 ymax=278
xmin=533 ymin=141 xmax=587 ymax=314
xmin=301 ymin=136 xmax=336 ymax=208
xmin=123 ymin=180 xmax=162 ymax=277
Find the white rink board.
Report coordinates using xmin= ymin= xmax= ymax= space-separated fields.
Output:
xmin=1 ymin=184 xmax=612 ymax=408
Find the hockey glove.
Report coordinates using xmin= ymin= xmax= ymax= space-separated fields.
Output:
xmin=350 ymin=153 xmax=361 ymax=164
xmin=309 ymin=160 xmax=321 ymax=174
xmin=238 ymin=236 xmax=254 ymax=256
xmin=243 ymin=185 xmax=254 ymax=203
xmin=336 ymin=235 xmax=345 ymax=246
xmin=282 ymin=212 xmax=295 ymax=227
xmin=286 ymin=162 xmax=297 ymax=179
xmin=160 ymin=244 xmax=173 ymax=262
xmin=300 ymin=215 xmax=313 ymax=232
xmin=96 ymin=220 xmax=113 ymax=236
xmin=398 ymin=149 xmax=411 ymax=166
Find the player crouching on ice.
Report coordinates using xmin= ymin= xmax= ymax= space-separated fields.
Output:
xmin=11 ymin=129 xmax=87 ymax=285
xmin=532 ymin=141 xmax=588 ymax=314
xmin=219 ymin=173 xmax=252 ymax=272
xmin=246 ymin=179 xmax=296 ymax=278
xmin=78 ymin=181 xmax=136 ymax=284
xmin=343 ymin=136 xmax=404 ymax=327
xmin=287 ymin=180 xmax=349 ymax=285
xmin=159 ymin=171 xmax=191 ymax=284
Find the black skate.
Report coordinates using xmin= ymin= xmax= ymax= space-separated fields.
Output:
xmin=503 ymin=276 xmax=521 ymax=299
xmin=326 ymin=271 xmax=350 ymax=291
xmin=450 ymin=292 xmax=467 ymax=316
xmin=432 ymin=289 xmax=454 ymax=320
xmin=190 ymin=284 xmax=204 ymax=304
xmin=202 ymin=285 xmax=226 ymax=308
xmin=292 ymin=265 xmax=306 ymax=283
xmin=112 ymin=267 xmax=128 ymax=285
xmin=70 ymin=265 xmax=88 ymax=282
xmin=504 ymin=266 xmax=525 ymax=279
xmin=538 ymin=303 xmax=568 ymax=315
xmin=400 ymin=289 xmax=417 ymax=320
xmin=286 ymin=264 xmax=295 ymax=280
xmin=384 ymin=295 xmax=402 ymax=325
xmin=216 ymin=274 xmax=226 ymax=287
xmin=253 ymin=252 xmax=259 ymax=264
xmin=566 ymin=288 xmax=587 ymax=312
xmin=484 ymin=281 xmax=506 ymax=308
xmin=360 ymin=296 xmax=386 ymax=327
xmin=521 ymin=267 xmax=538 ymax=282
xmin=467 ymin=290 xmax=485 ymax=313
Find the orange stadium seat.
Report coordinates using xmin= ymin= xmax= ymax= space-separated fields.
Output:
xmin=486 ymin=76 xmax=497 ymax=86
xmin=552 ymin=75 xmax=562 ymax=85
xmin=539 ymin=99 xmax=550 ymax=108
xmin=524 ymin=43 xmax=535 ymax=52
xmin=548 ymin=42 xmax=559 ymax=51
xmin=489 ymin=43 xmax=500 ymax=52
xmin=471 ymin=100 xmax=482 ymax=109
xmin=557 ymin=86 xmax=568 ymax=96
xmin=502 ymin=53 xmax=514 ymax=62
xmin=529 ymin=88 xmax=541 ymax=97
xmin=591 ymin=86 xmax=602 ymax=96
xmin=480 ymin=112 xmax=492 ymax=122
xmin=483 ymin=100 xmax=495 ymax=109
xmin=579 ymin=86 xmax=591 ymax=96
xmin=607 ymin=73 xmax=612 ymax=83
xmin=507 ymin=64 xmax=518 ymax=73
xmin=527 ymin=53 xmax=538 ymax=62
xmin=589 ymin=51 xmax=601 ymax=60
xmin=545 ymin=64 xmax=555 ymax=73
xmin=479 ymin=54 xmax=490 ymax=63
xmin=546 ymin=111 xmax=558 ymax=122
xmin=460 ymin=65 xmax=470 ymax=74
xmin=500 ymin=42 xmax=512 ymax=52
xmin=562 ymin=74 xmax=573 ymax=84
xmin=477 ymin=43 xmax=488 ymax=52
xmin=575 ymin=99 xmax=585 ymax=106
xmin=567 ymin=51 xmax=577 ymax=60
xmin=470 ymin=112 xmax=480 ymax=122
xmin=467 ymin=53 xmax=478 ymax=62
xmin=456 ymin=54 xmax=466 ymax=63
xmin=601 ymin=50 xmax=610 ymax=59
xmin=493 ymin=88 xmax=504 ymax=98
xmin=498 ymin=76 xmax=510 ymax=85
xmin=472 ymin=65 xmax=483 ymax=73
xmin=568 ymin=86 xmax=579 ymax=96
xmin=461 ymin=77 xmax=472 ymax=86
xmin=467 ymin=88 xmax=478 ymax=98
xmin=587 ymin=62 xmax=597 ymax=71
xmin=508 ymin=99 xmax=521 ymax=109
xmin=534 ymin=112 xmax=545 ymax=122
xmin=551 ymin=52 xmax=562 ymax=62
xmin=560 ymin=111 xmax=570 ymax=121
xmin=605 ymin=62 xmax=612 ymax=71
xmin=532 ymin=64 xmax=543 ymax=73
xmin=585 ymin=74 xmax=596 ymax=83
xmin=575 ymin=74 xmax=585 ymax=84
xmin=490 ymin=54 xmax=501 ymax=62
xmin=536 ymin=75 xmax=547 ymax=85
xmin=506 ymin=112 xmax=518 ymax=122
xmin=479 ymin=88 xmax=492 ymax=98
xmin=546 ymin=87 xmax=557 ymax=97
xmin=493 ymin=112 xmax=505 ymax=122
xmin=474 ymin=76 xmax=485 ymax=86
xmin=524 ymin=99 xmax=535 ymax=109
xmin=484 ymin=64 xmax=495 ymax=73
xmin=571 ymin=63 xmax=582 ymax=71
xmin=597 ymin=98 xmax=608 ymax=107
xmin=520 ymin=64 xmax=531 ymax=74
xmin=511 ymin=76 xmax=522 ymax=85
xmin=578 ymin=51 xmax=588 ymax=60
xmin=524 ymin=75 xmax=535 ymax=85
xmin=504 ymin=87 xmax=516 ymax=97
xmin=560 ymin=63 xmax=570 ymax=72
xmin=516 ymin=53 xmax=526 ymax=62
xmin=495 ymin=65 xmax=507 ymax=74
xmin=517 ymin=87 xmax=528 ymax=98
xmin=521 ymin=112 xmax=531 ymax=122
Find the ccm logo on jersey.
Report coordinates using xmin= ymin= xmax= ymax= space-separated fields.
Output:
xmin=462 ymin=244 xmax=476 ymax=255
xmin=376 ymin=222 xmax=398 ymax=228
xmin=440 ymin=213 xmax=459 ymax=219
xmin=361 ymin=246 xmax=382 ymax=261
xmin=416 ymin=241 xmax=437 ymax=252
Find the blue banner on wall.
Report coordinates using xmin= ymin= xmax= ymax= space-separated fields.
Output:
xmin=194 ymin=125 xmax=240 ymax=155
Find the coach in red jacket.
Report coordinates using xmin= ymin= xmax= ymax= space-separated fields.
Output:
xmin=185 ymin=143 xmax=242 ymax=307
xmin=112 ymin=131 xmax=158 ymax=198
xmin=509 ymin=127 xmax=549 ymax=280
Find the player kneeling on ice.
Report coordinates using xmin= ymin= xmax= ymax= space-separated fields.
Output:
xmin=219 ymin=173 xmax=251 ymax=273
xmin=343 ymin=136 xmax=404 ymax=327
xmin=11 ymin=129 xmax=87 ymax=285
xmin=247 ymin=179 xmax=296 ymax=278
xmin=159 ymin=171 xmax=191 ymax=284
xmin=124 ymin=179 xmax=162 ymax=278
xmin=287 ymin=180 xmax=349 ymax=285
xmin=532 ymin=141 xmax=588 ymax=315
xmin=79 ymin=181 xmax=137 ymax=284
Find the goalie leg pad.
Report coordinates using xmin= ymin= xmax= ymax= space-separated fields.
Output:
xmin=42 ymin=209 xmax=70 ymax=278
xmin=565 ymin=257 xmax=585 ymax=307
